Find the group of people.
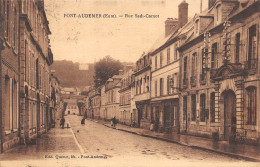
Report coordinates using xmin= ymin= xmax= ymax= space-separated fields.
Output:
xmin=59 ymin=116 xmax=118 ymax=128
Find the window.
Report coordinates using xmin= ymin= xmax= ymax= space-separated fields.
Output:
xmin=174 ymin=44 xmax=178 ymax=60
xmin=14 ymin=8 xmax=17 ymax=48
xmin=191 ymin=52 xmax=197 ymax=77
xmin=160 ymin=52 xmax=163 ymax=67
xmin=167 ymin=48 xmax=170 ymax=64
xmin=248 ymin=25 xmax=257 ymax=69
xmin=211 ymin=43 xmax=217 ymax=69
xmin=155 ymin=56 xmax=157 ymax=69
xmin=200 ymin=94 xmax=206 ymax=122
xmin=4 ymin=76 xmax=10 ymax=131
xmin=191 ymin=94 xmax=196 ymax=121
xmin=210 ymin=92 xmax=215 ymax=122
xmin=160 ymin=78 xmax=164 ymax=96
xmin=25 ymin=40 xmax=27 ymax=81
xmin=183 ymin=56 xmax=188 ymax=80
xmin=6 ymin=0 xmax=10 ymax=39
xmin=167 ymin=75 xmax=170 ymax=95
xmin=183 ymin=96 xmax=187 ymax=121
xmin=246 ymin=87 xmax=256 ymax=125
xmin=235 ymin=33 xmax=240 ymax=63
xmin=155 ymin=80 xmax=157 ymax=97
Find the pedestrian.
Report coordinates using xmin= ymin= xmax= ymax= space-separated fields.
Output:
xmin=61 ymin=117 xmax=65 ymax=129
xmin=111 ymin=117 xmax=117 ymax=127
xmin=81 ymin=117 xmax=85 ymax=125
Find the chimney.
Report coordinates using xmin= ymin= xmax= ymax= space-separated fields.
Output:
xmin=165 ymin=18 xmax=179 ymax=37
xmin=178 ymin=0 xmax=188 ymax=28
xmin=208 ymin=0 xmax=216 ymax=9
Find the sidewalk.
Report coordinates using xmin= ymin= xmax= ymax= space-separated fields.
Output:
xmin=90 ymin=119 xmax=260 ymax=162
xmin=0 ymin=123 xmax=80 ymax=161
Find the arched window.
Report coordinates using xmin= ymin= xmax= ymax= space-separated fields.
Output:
xmin=246 ymin=87 xmax=256 ymax=125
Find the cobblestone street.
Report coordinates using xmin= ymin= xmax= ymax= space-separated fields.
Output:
xmin=0 ymin=115 xmax=259 ymax=167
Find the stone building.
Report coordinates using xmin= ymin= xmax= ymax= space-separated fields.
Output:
xmin=149 ymin=1 xmax=189 ymax=133
xmin=104 ymin=74 xmax=122 ymax=120
xmin=50 ymin=71 xmax=63 ymax=123
xmin=119 ymin=69 xmax=133 ymax=125
xmin=0 ymin=0 xmax=20 ymax=152
xmin=100 ymin=85 xmax=107 ymax=120
xmin=88 ymin=87 xmax=101 ymax=119
xmin=133 ymin=53 xmax=152 ymax=129
xmin=178 ymin=0 xmax=260 ymax=144
xmin=19 ymin=0 xmax=53 ymax=143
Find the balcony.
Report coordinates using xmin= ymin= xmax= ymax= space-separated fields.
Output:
xmin=183 ymin=78 xmax=188 ymax=89
xmin=200 ymin=74 xmax=206 ymax=85
xmin=245 ymin=59 xmax=258 ymax=74
xmin=190 ymin=76 xmax=196 ymax=87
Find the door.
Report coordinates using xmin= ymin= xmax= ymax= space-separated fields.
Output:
xmin=164 ymin=104 xmax=171 ymax=132
xmin=155 ymin=106 xmax=159 ymax=131
xmin=223 ymin=90 xmax=236 ymax=142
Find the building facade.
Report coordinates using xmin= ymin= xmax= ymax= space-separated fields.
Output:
xmin=19 ymin=0 xmax=53 ymax=143
xmin=105 ymin=75 xmax=122 ymax=120
xmin=88 ymin=87 xmax=101 ymax=119
xmin=178 ymin=0 xmax=260 ymax=144
xmin=0 ymin=0 xmax=20 ymax=152
xmin=133 ymin=53 xmax=152 ymax=129
xmin=119 ymin=69 xmax=133 ymax=125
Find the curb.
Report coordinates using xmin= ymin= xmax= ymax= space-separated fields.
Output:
xmin=103 ymin=123 xmax=260 ymax=162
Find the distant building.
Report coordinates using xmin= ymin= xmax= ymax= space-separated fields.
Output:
xmin=133 ymin=53 xmax=152 ymax=129
xmin=119 ymin=69 xmax=134 ymax=125
xmin=104 ymin=74 xmax=122 ymax=120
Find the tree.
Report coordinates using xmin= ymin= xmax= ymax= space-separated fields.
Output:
xmin=94 ymin=56 xmax=123 ymax=88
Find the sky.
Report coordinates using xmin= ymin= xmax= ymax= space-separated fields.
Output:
xmin=44 ymin=0 xmax=208 ymax=64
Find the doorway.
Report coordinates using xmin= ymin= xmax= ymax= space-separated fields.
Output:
xmin=222 ymin=90 xmax=236 ymax=142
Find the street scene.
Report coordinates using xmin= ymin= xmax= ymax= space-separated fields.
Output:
xmin=0 ymin=0 xmax=260 ymax=166
xmin=0 ymin=115 xmax=259 ymax=167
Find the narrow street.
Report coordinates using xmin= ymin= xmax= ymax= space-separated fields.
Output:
xmin=0 ymin=115 xmax=259 ymax=167
xmin=0 ymin=115 xmax=259 ymax=166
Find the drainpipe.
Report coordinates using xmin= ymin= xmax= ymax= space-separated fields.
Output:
xmin=0 ymin=37 xmax=4 ymax=153
xmin=0 ymin=3 xmax=5 ymax=151
xmin=18 ymin=0 xmax=21 ymax=142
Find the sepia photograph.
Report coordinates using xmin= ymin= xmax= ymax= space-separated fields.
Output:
xmin=0 ymin=0 xmax=259 ymax=166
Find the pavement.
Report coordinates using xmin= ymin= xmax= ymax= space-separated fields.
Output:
xmin=89 ymin=118 xmax=260 ymax=162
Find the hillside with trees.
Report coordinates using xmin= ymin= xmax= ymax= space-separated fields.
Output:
xmin=50 ymin=60 xmax=94 ymax=88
